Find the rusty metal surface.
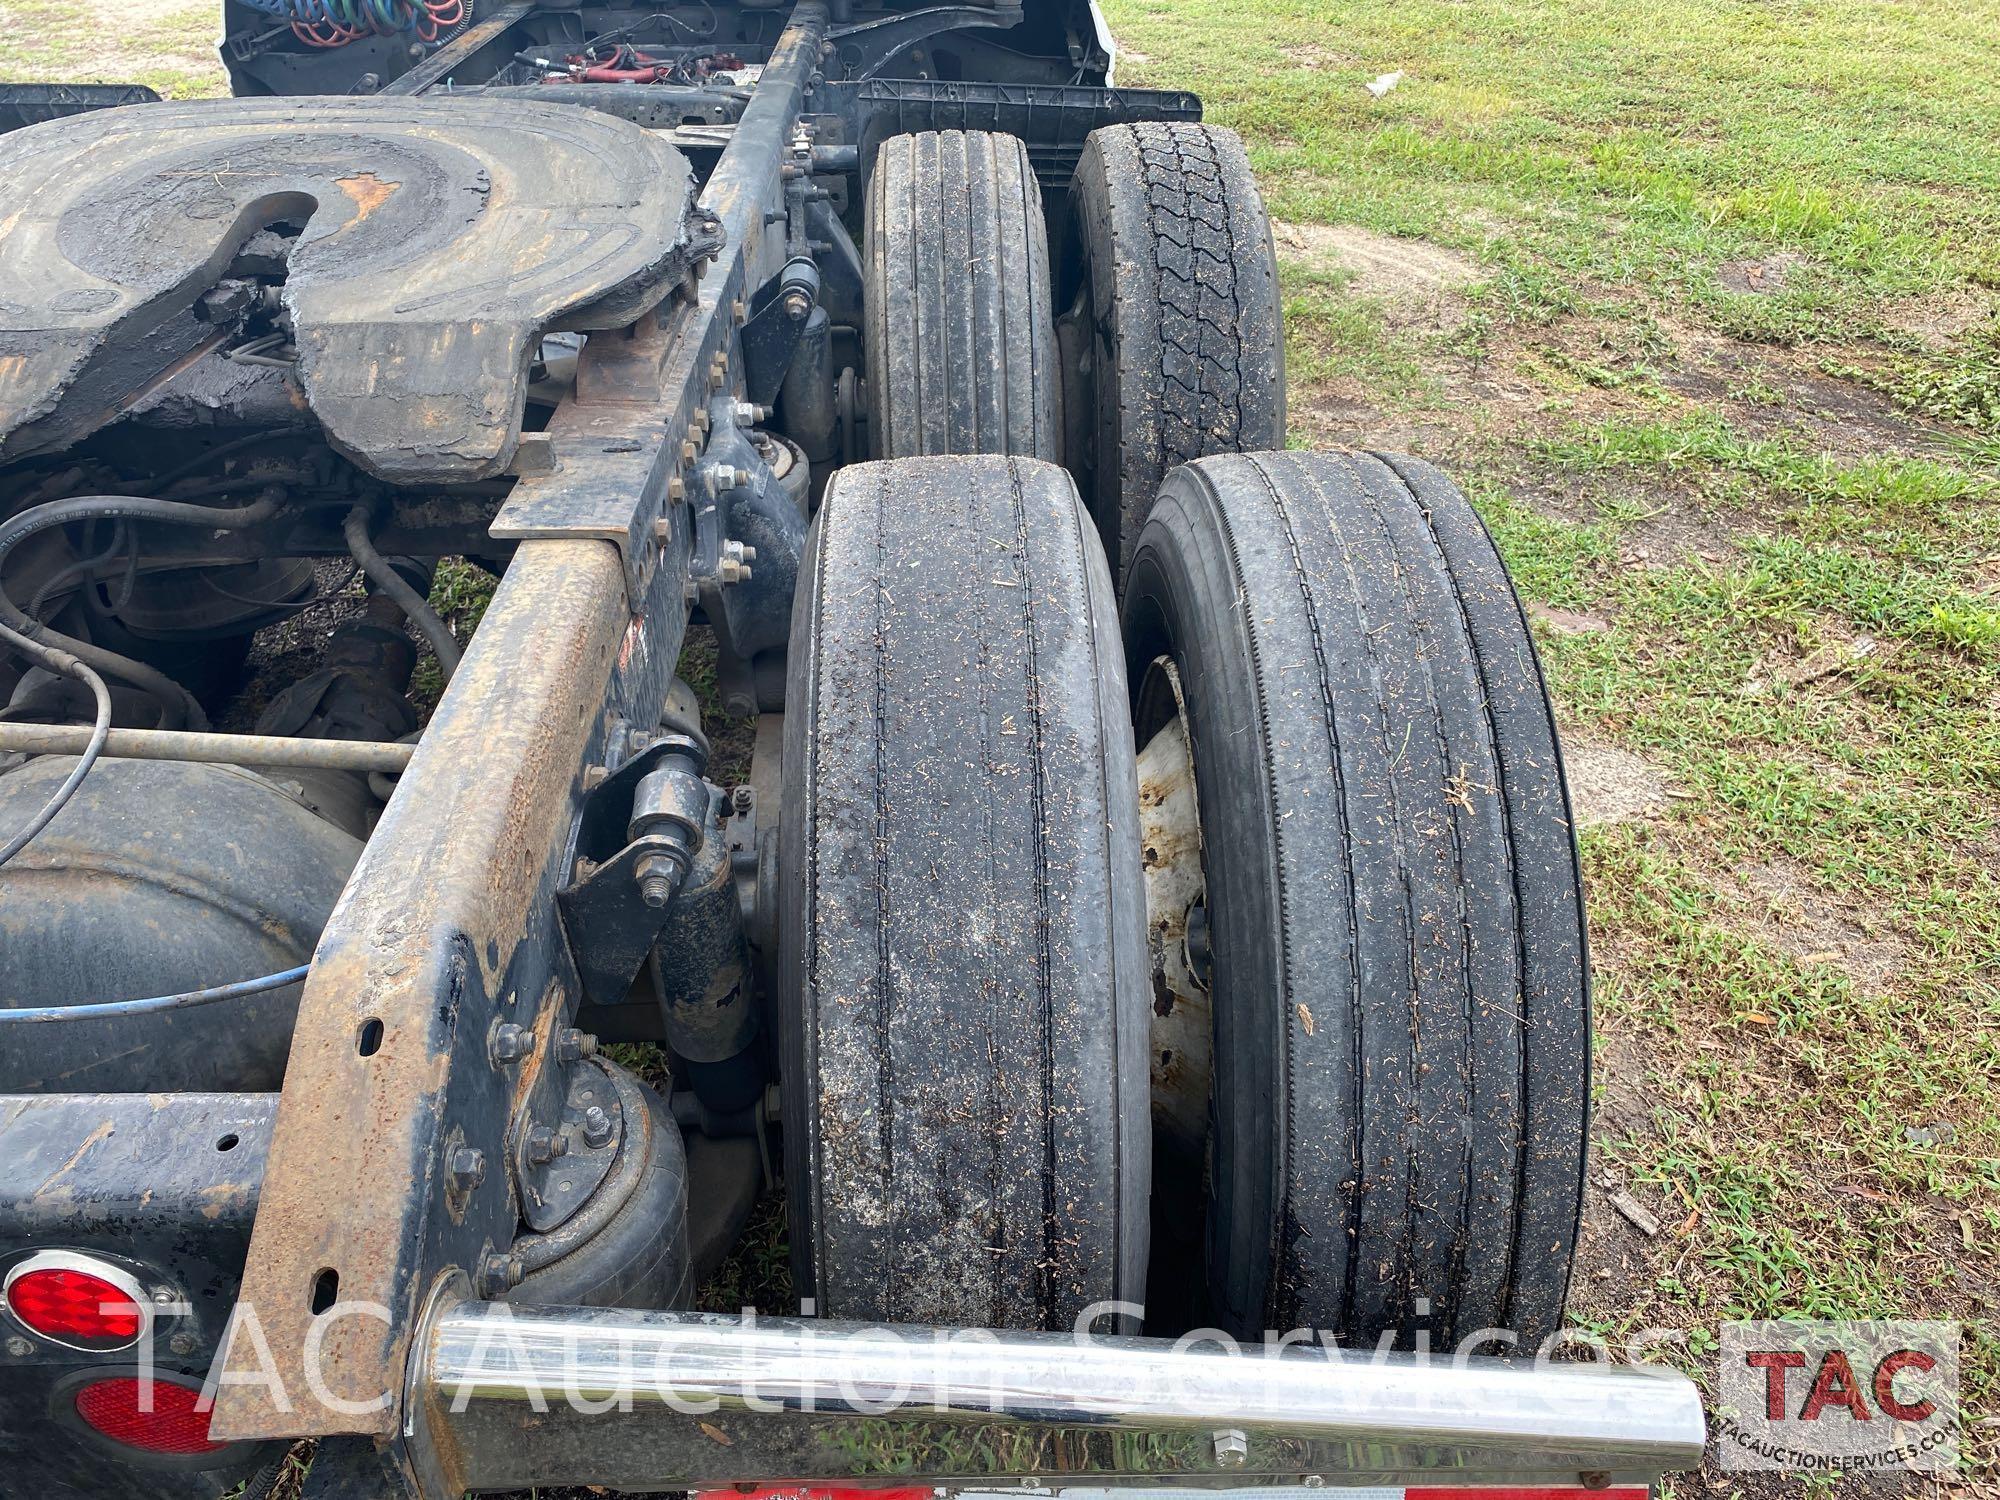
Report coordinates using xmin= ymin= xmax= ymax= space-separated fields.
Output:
xmin=197 ymin=0 xmax=826 ymax=1451
xmin=210 ymin=532 xmax=689 ymax=1439
xmin=491 ymin=0 xmax=832 ymax=605
xmin=0 ymin=97 xmax=694 ymax=480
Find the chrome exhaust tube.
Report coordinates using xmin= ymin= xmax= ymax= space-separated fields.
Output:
xmin=419 ymin=1303 xmax=1706 ymax=1493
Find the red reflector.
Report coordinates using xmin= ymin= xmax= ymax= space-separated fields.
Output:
xmin=73 ymin=1377 xmax=223 ymax=1456
xmin=6 ymin=1265 xmax=144 ymax=1347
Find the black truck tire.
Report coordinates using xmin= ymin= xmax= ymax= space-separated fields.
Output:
xmin=780 ymin=454 xmax=1150 ymax=1329
xmin=1064 ymin=123 xmax=1285 ymax=585
xmin=1121 ymin=450 xmax=1588 ymax=1349
xmin=864 ymin=131 xmax=1059 ymax=460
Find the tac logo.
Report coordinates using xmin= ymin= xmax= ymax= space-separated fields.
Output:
xmin=1717 ymin=1320 xmax=1959 ymax=1473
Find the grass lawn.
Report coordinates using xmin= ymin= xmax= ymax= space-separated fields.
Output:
xmin=1101 ymin=0 xmax=2000 ymax=1485
xmin=5 ymin=0 xmax=1996 ymax=1491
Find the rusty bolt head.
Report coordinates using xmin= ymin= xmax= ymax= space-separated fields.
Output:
xmin=448 ymin=1147 xmax=487 ymax=1190
xmin=168 ymin=1331 xmax=198 ymax=1357
xmin=476 ymin=1251 xmax=523 ymax=1299
xmin=732 ymin=785 xmax=754 ymax=815
xmin=580 ymin=1106 xmax=614 ymax=1149
xmin=668 ymin=474 xmax=687 ymax=504
xmin=653 ymin=515 xmax=672 ymax=544
xmin=524 ymin=1125 xmax=567 ymax=1165
xmin=5 ymin=1336 xmax=32 ymax=1358
xmin=490 ymin=1022 xmax=531 ymax=1065
xmin=581 ymin=764 xmax=610 ymax=791
xmin=783 ymin=288 xmax=812 ymax=320
xmin=557 ymin=1027 xmax=597 ymax=1063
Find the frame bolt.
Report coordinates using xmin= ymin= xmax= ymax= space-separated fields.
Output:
xmin=1213 ymin=1429 xmax=1248 ymax=1469
xmin=557 ymin=1027 xmax=597 ymax=1063
xmin=477 ymin=1251 xmax=523 ymax=1298
xmin=447 ymin=1147 xmax=487 ymax=1190
xmin=524 ymin=1125 xmax=568 ymax=1165
xmin=635 ymin=851 xmax=682 ymax=909
xmin=580 ymin=1106 xmax=614 ymax=1149
xmin=782 ymin=287 xmax=812 ymax=320
xmin=5 ymin=1336 xmax=32 ymax=1358
xmin=491 ymin=1022 xmax=531 ymax=1065
xmin=717 ymin=539 xmax=756 ymax=586
xmin=732 ymin=401 xmax=769 ymax=426
xmin=168 ymin=1331 xmax=198 ymax=1357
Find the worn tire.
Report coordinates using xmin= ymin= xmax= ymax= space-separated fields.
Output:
xmin=1122 ymin=450 xmax=1588 ymax=1349
xmin=780 ymin=454 xmax=1149 ymax=1329
xmin=865 ymin=131 xmax=1058 ymax=460
xmin=1065 ymin=123 xmax=1285 ymax=584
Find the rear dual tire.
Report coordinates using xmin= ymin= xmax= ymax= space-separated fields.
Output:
xmin=1064 ymin=123 xmax=1286 ymax=585
xmin=1123 ymin=451 xmax=1589 ymax=1348
xmin=864 ymin=131 xmax=1059 ymax=461
xmin=829 ymin=131 xmax=1584 ymax=1347
xmin=780 ymin=455 xmax=1149 ymax=1329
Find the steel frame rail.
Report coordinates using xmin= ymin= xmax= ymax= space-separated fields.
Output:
xmin=208 ymin=0 xmax=832 ymax=1460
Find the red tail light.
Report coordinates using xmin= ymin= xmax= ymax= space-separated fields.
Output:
xmin=72 ymin=1376 xmax=223 ymax=1456
xmin=4 ymin=1253 xmax=147 ymax=1350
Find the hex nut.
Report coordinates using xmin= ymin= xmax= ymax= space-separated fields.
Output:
xmin=448 ymin=1147 xmax=487 ymax=1189
xmin=490 ymin=1022 xmax=531 ymax=1065
xmin=580 ymin=1105 xmax=614 ymax=1149
xmin=524 ymin=1125 xmax=567 ymax=1165
xmin=635 ymin=851 xmax=680 ymax=909
xmin=1213 ymin=1429 xmax=1248 ymax=1468
xmin=556 ymin=1027 xmax=596 ymax=1063
xmin=477 ymin=1251 xmax=523 ymax=1298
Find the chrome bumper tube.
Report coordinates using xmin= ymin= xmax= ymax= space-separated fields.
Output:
xmin=419 ymin=1304 xmax=1706 ymax=1493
